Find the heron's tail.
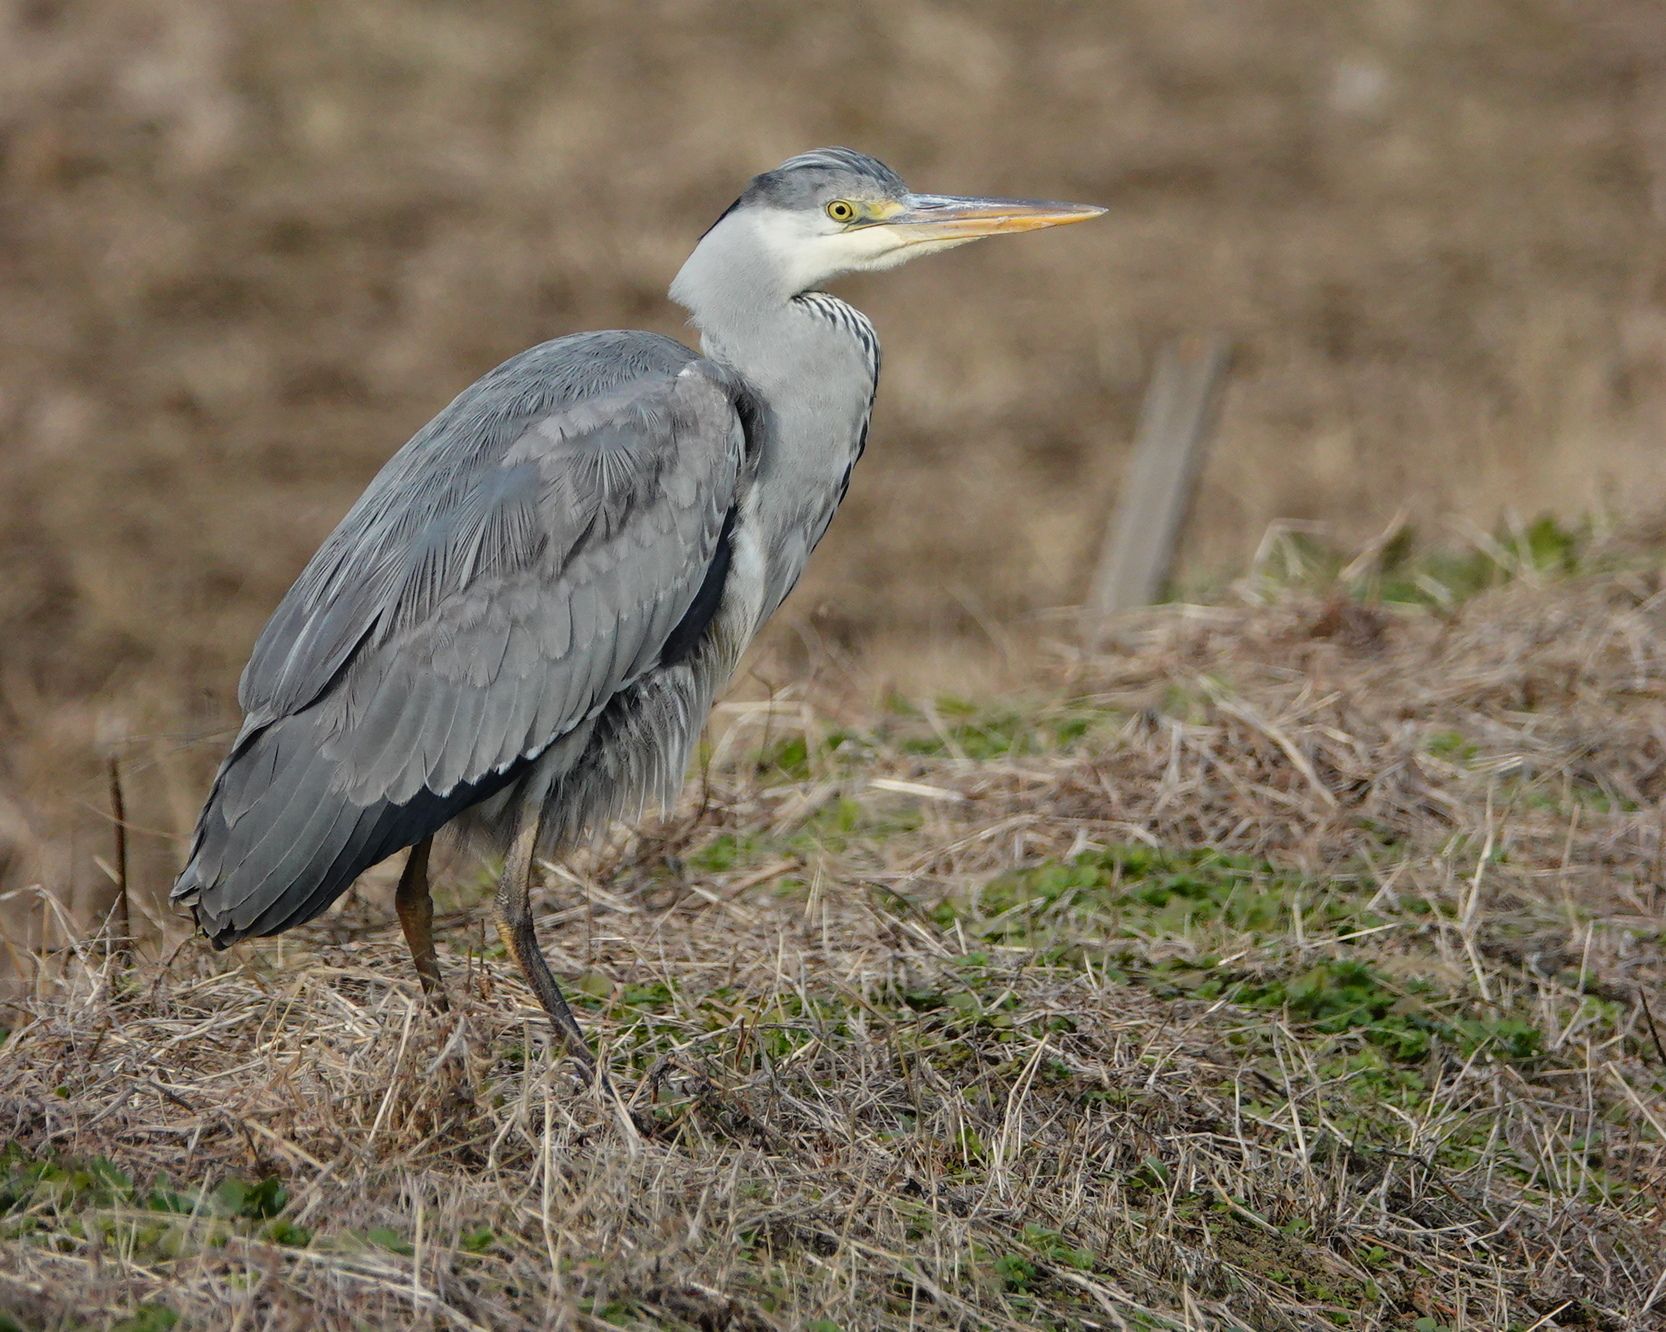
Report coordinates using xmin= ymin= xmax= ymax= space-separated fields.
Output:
xmin=173 ymin=710 xmax=523 ymax=947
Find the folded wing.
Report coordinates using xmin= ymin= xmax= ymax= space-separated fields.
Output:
xmin=173 ymin=332 xmax=747 ymax=943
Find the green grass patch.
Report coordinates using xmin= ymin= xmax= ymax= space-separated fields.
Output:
xmin=933 ymin=844 xmax=1374 ymax=948
xmin=882 ymin=695 xmax=1116 ymax=761
xmin=111 ymin=1308 xmax=180 ymax=1332
xmin=1195 ymin=958 xmax=1544 ymax=1064
xmin=684 ymin=797 xmax=925 ymax=878
xmin=1245 ymin=514 xmax=1606 ymax=609
xmin=0 ymin=1148 xmax=307 ymax=1261
xmin=754 ymin=728 xmax=871 ymax=782
xmin=0 ymin=1148 xmax=522 ymax=1273
xmin=924 ymin=844 xmax=1568 ymax=1183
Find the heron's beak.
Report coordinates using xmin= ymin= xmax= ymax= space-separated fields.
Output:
xmin=878 ymin=193 xmax=1106 ymax=244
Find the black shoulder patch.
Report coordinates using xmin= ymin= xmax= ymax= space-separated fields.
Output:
xmin=660 ymin=504 xmax=738 ymax=666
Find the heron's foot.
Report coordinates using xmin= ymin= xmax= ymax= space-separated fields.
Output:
xmin=428 ymin=1033 xmax=477 ymax=1119
xmin=414 ymin=976 xmax=452 ymax=1013
xmin=493 ymin=898 xmax=638 ymax=1111
xmin=488 ymin=822 xmax=660 ymax=1136
xmin=627 ymin=1055 xmax=778 ymax=1149
xmin=546 ymin=1034 xmax=668 ymax=1139
xmin=379 ymin=1005 xmax=479 ymax=1147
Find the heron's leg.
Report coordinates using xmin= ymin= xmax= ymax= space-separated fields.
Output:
xmin=492 ymin=818 xmax=595 ymax=1073
xmin=394 ymin=836 xmax=448 ymax=1011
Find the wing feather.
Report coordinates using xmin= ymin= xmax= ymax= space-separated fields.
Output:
xmin=174 ymin=332 xmax=749 ymax=943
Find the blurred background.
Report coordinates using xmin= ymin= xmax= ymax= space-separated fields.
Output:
xmin=2 ymin=0 xmax=1664 ymax=936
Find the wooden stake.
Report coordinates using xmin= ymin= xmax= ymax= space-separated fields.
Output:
xmin=1088 ymin=334 xmax=1232 ymax=637
xmin=108 ymin=754 xmax=131 ymax=965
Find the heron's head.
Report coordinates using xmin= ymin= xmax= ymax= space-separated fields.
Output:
xmin=671 ymin=148 xmax=1103 ymax=314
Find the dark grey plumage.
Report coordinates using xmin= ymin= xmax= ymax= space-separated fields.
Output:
xmin=740 ymin=148 xmax=907 ymax=211
xmin=174 ymin=333 xmax=745 ymax=943
xmin=170 ymin=148 xmax=1100 ymax=1069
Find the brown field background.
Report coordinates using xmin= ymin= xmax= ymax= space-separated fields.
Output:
xmin=2 ymin=0 xmax=1665 ymax=933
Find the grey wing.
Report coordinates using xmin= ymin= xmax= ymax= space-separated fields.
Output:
xmin=173 ymin=341 xmax=747 ymax=944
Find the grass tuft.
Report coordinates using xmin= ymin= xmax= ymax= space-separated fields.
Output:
xmin=5 ymin=564 xmax=1666 ymax=1327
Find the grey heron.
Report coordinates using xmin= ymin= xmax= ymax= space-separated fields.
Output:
xmin=172 ymin=148 xmax=1101 ymax=1072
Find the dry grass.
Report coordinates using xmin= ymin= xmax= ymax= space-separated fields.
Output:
xmin=5 ymin=539 xmax=1666 ymax=1330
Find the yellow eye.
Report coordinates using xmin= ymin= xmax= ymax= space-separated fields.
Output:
xmin=826 ymin=199 xmax=857 ymax=223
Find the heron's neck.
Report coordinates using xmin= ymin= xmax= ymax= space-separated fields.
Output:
xmin=668 ymin=212 xmax=826 ymax=379
xmin=668 ymin=234 xmax=878 ymax=490
xmin=669 ymin=211 xmax=880 ymax=623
